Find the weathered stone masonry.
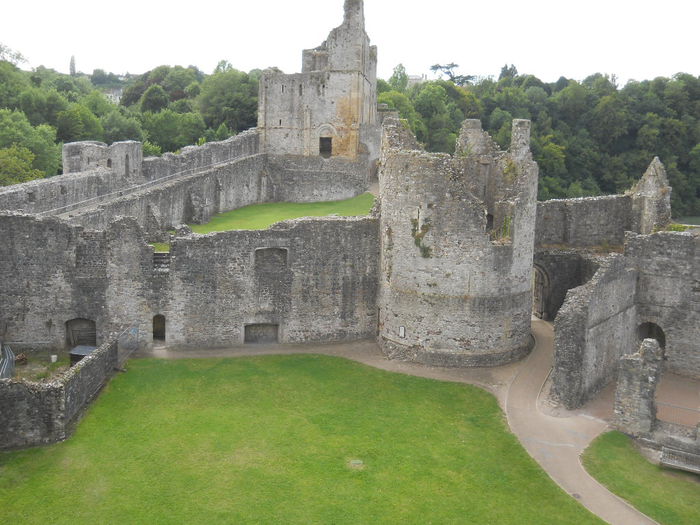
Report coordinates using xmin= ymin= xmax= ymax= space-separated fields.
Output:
xmin=377 ymin=117 xmax=538 ymax=366
xmin=0 ymin=338 xmax=118 ymax=449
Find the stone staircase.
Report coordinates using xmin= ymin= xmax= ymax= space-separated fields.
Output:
xmin=153 ymin=252 xmax=171 ymax=273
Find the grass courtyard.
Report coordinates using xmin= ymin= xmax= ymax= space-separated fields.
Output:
xmin=0 ymin=355 xmax=602 ymax=524
xmin=151 ymin=193 xmax=375 ymax=252
xmin=191 ymin=192 xmax=375 ymax=234
xmin=583 ymin=431 xmax=700 ymax=525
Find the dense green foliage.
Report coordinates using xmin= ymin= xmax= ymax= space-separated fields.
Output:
xmin=0 ymin=53 xmax=260 ymax=181
xmin=0 ymin=45 xmax=698 ymax=215
xmin=583 ymin=431 xmax=700 ymax=525
xmin=0 ymin=355 xmax=602 ymax=524
xmin=0 ymin=144 xmax=44 ymax=186
xmin=381 ymin=64 xmax=700 ymax=215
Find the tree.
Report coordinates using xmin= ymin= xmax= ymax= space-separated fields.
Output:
xmin=430 ymin=63 xmax=474 ymax=86
xmin=70 ymin=55 xmax=76 ymax=76
xmin=101 ymin=110 xmax=144 ymax=143
xmin=80 ymin=90 xmax=114 ymax=118
xmin=388 ymin=64 xmax=408 ymax=93
xmin=197 ymin=69 xmax=258 ymax=131
xmin=0 ymin=43 xmax=26 ymax=65
xmin=0 ymin=145 xmax=44 ymax=186
xmin=140 ymin=85 xmax=170 ymax=113
xmin=0 ymin=61 xmax=30 ymax=109
xmin=141 ymin=110 xmax=206 ymax=152
xmin=0 ymin=109 xmax=61 ymax=175
xmin=56 ymin=104 xmax=104 ymax=143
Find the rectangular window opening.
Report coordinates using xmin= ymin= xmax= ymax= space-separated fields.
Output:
xmin=244 ymin=324 xmax=279 ymax=344
xmin=320 ymin=137 xmax=332 ymax=159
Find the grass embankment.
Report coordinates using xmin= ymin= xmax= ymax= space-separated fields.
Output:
xmin=583 ymin=431 xmax=700 ymax=525
xmin=150 ymin=193 xmax=375 ymax=252
xmin=192 ymin=192 xmax=375 ymax=234
xmin=0 ymin=355 xmax=601 ymax=524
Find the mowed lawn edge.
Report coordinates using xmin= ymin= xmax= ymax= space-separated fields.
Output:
xmin=1 ymin=354 xmax=603 ymax=524
xmin=582 ymin=431 xmax=700 ymax=525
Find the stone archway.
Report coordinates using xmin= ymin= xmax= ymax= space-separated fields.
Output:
xmin=637 ymin=321 xmax=666 ymax=349
xmin=532 ymin=265 xmax=550 ymax=320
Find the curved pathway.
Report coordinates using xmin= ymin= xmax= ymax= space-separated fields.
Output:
xmin=506 ymin=320 xmax=657 ymax=525
xmin=139 ymin=320 xmax=657 ymax=524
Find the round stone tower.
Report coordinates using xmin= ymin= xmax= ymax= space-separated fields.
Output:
xmin=377 ymin=117 xmax=538 ymax=366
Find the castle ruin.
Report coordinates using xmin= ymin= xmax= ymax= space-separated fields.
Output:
xmin=1 ymin=0 xmax=698 ymax=468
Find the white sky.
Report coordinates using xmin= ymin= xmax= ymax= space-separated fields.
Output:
xmin=2 ymin=0 xmax=698 ymax=85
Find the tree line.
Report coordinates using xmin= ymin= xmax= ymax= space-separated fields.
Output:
xmin=0 ymin=49 xmax=258 ymax=187
xmin=381 ymin=64 xmax=700 ymax=216
xmin=0 ymin=45 xmax=698 ymax=216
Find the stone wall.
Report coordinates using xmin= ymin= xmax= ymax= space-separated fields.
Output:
xmin=159 ymin=215 xmax=379 ymax=347
xmin=377 ymin=117 xmax=538 ymax=366
xmin=265 ymin=155 xmax=370 ymax=203
xmin=0 ymin=339 xmax=118 ymax=450
xmin=259 ymin=0 xmax=377 ymax=162
xmin=142 ymin=130 xmax=259 ymax=181
xmin=626 ymin=231 xmax=700 ymax=378
xmin=614 ymin=338 xmax=700 ymax=460
xmin=613 ymin=338 xmax=664 ymax=436
xmin=64 ymin=155 xmax=267 ymax=234
xmin=552 ymin=256 xmax=639 ymax=409
xmin=0 ymin=209 xmax=379 ymax=353
xmin=533 ymin=250 xmax=601 ymax=320
xmin=0 ymin=213 xmax=152 ymax=351
xmin=536 ymin=195 xmax=632 ymax=248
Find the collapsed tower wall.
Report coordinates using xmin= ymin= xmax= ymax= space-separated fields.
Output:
xmin=377 ymin=117 xmax=538 ymax=366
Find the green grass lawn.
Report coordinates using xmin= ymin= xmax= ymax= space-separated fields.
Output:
xmin=191 ymin=193 xmax=375 ymax=234
xmin=0 ymin=355 xmax=602 ymax=524
xmin=583 ymin=431 xmax=700 ymax=525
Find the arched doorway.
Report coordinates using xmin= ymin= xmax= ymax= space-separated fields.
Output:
xmin=65 ymin=318 xmax=96 ymax=347
xmin=638 ymin=322 xmax=666 ymax=349
xmin=153 ymin=315 xmax=166 ymax=342
xmin=532 ymin=265 xmax=550 ymax=319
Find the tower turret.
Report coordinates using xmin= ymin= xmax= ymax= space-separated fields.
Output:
xmin=377 ymin=117 xmax=539 ymax=367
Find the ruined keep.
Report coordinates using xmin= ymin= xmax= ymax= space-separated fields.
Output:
xmin=259 ymin=0 xmax=378 ymax=164
xmin=0 ymin=0 xmax=698 ymax=458
xmin=378 ymin=118 xmax=538 ymax=366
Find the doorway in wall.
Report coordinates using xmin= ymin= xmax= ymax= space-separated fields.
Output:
xmin=532 ymin=265 xmax=550 ymax=319
xmin=65 ymin=318 xmax=97 ymax=347
xmin=244 ymin=324 xmax=279 ymax=344
xmin=638 ymin=322 xmax=666 ymax=349
xmin=320 ymin=137 xmax=333 ymax=158
xmin=153 ymin=315 xmax=166 ymax=342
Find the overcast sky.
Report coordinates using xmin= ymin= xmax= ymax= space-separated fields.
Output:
xmin=3 ymin=0 xmax=697 ymax=85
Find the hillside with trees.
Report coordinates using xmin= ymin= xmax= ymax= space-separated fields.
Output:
xmin=0 ymin=44 xmax=698 ymax=216
xmin=381 ymin=64 xmax=700 ymax=216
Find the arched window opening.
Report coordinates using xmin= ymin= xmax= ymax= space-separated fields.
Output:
xmin=638 ymin=322 xmax=666 ymax=349
xmin=153 ymin=315 xmax=166 ymax=342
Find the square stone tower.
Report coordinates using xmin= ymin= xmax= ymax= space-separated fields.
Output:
xmin=258 ymin=0 xmax=378 ymax=161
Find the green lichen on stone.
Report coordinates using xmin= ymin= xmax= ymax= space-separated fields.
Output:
xmin=411 ymin=218 xmax=433 ymax=258
xmin=504 ymin=159 xmax=519 ymax=184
